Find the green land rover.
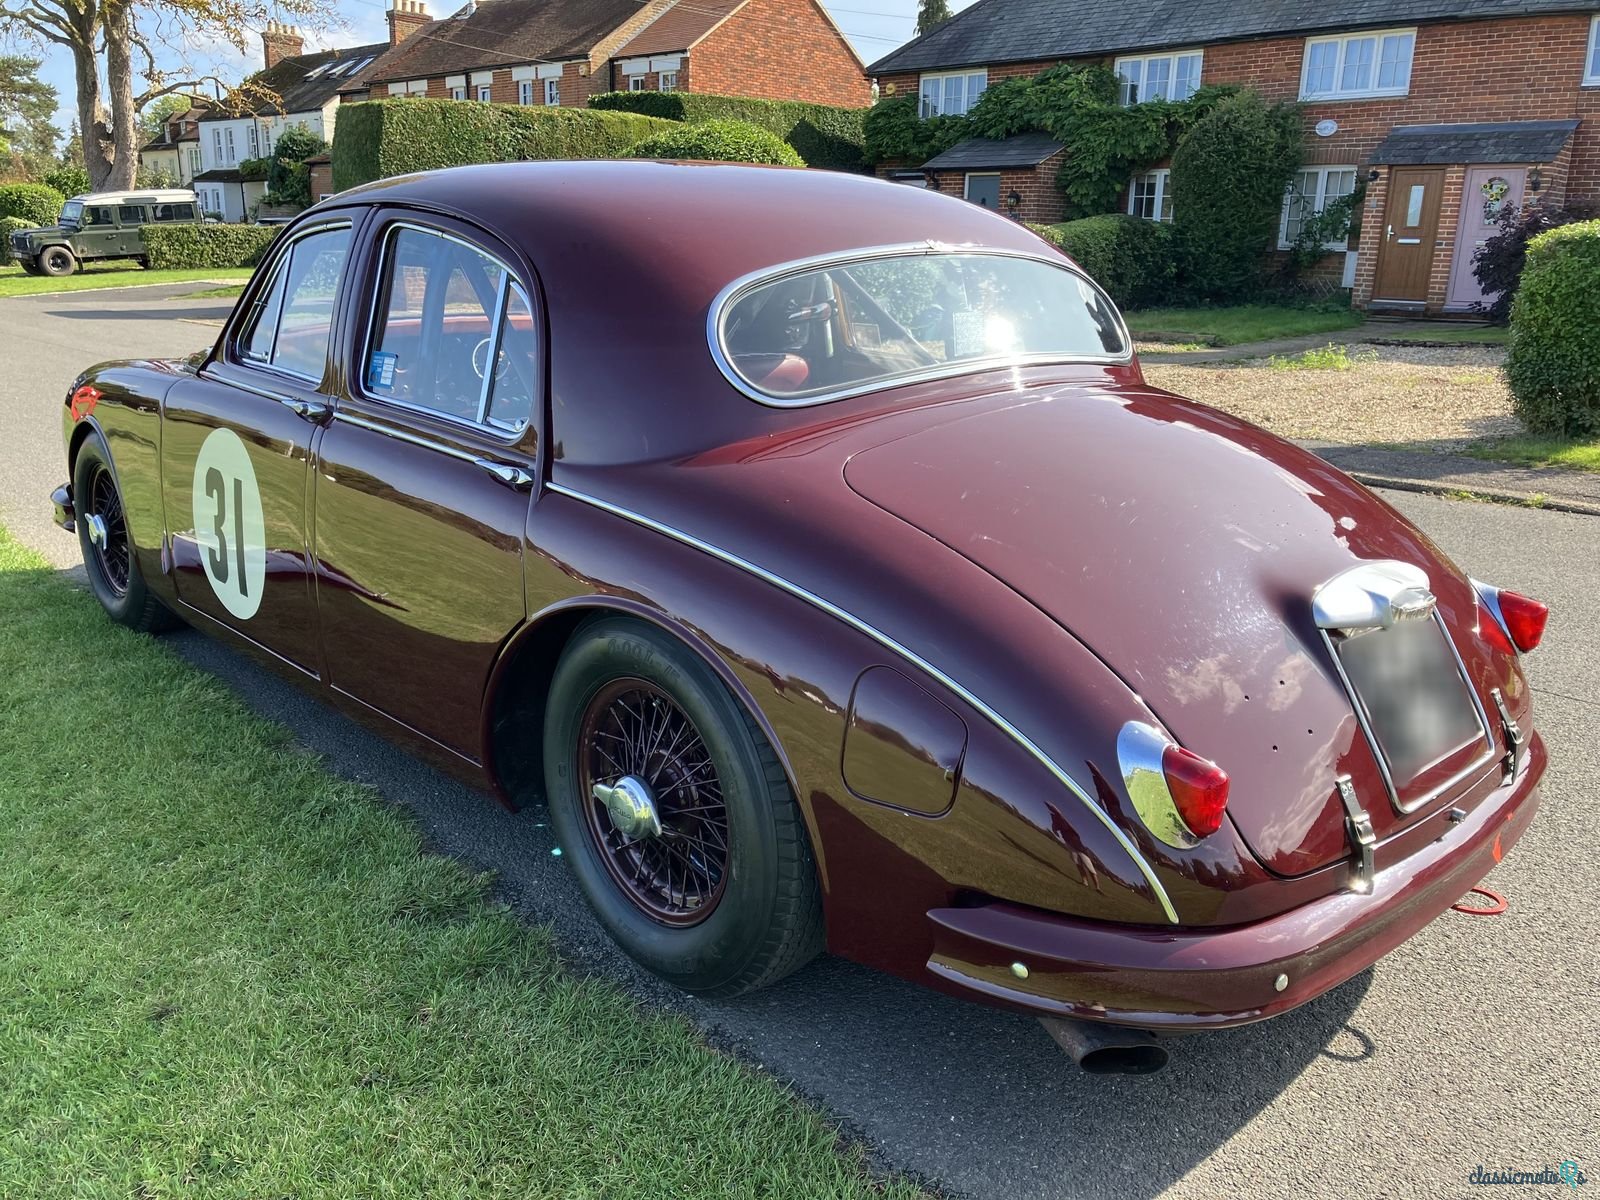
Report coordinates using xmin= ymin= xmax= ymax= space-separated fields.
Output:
xmin=7 ymin=188 xmax=203 ymax=277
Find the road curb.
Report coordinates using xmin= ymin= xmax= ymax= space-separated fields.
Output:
xmin=1336 ymin=469 xmax=1600 ymax=518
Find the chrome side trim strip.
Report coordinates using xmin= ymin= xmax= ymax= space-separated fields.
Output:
xmin=332 ymin=410 xmax=483 ymax=466
xmin=706 ymin=241 xmax=1135 ymax=410
xmin=546 ymin=481 xmax=1180 ymax=924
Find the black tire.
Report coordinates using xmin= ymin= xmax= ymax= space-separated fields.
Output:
xmin=544 ymin=616 xmax=823 ymax=997
xmin=39 ymin=246 xmax=76 ymax=277
xmin=73 ymin=435 xmax=177 ymax=633
xmin=19 ymin=257 xmax=44 ymax=276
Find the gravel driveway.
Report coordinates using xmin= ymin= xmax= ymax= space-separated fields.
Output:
xmin=1144 ymin=343 xmax=1519 ymax=447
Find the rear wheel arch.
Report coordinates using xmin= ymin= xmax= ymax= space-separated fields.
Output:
xmin=482 ymin=596 xmax=806 ymax=826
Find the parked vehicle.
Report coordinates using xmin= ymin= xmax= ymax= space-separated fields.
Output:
xmin=7 ymin=188 xmax=201 ymax=276
xmin=50 ymin=162 xmax=1548 ymax=1072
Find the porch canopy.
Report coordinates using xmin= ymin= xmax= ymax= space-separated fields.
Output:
xmin=1370 ymin=119 xmax=1580 ymax=165
xmin=921 ymin=131 xmax=1065 ymax=171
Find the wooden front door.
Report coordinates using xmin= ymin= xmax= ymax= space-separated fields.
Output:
xmin=1447 ymin=166 xmax=1526 ymax=309
xmin=1372 ymin=167 xmax=1445 ymax=303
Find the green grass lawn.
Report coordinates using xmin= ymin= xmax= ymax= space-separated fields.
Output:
xmin=1462 ymin=435 xmax=1600 ymax=473
xmin=0 ymin=259 xmax=253 ymax=299
xmin=0 ymin=525 xmax=918 ymax=1199
xmin=1123 ymin=303 xmax=1364 ymax=347
xmin=184 ymin=282 xmax=247 ymax=299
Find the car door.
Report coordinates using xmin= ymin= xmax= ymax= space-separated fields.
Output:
xmin=312 ymin=213 xmax=538 ymax=759
xmin=161 ymin=216 xmax=361 ymax=674
xmin=77 ymin=204 xmax=120 ymax=260
xmin=115 ymin=204 xmax=148 ymax=258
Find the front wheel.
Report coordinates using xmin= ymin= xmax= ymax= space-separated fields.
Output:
xmin=543 ymin=617 xmax=824 ymax=997
xmin=39 ymin=246 xmax=76 ymax=277
xmin=73 ymin=435 xmax=177 ymax=633
xmin=18 ymin=257 xmax=44 ymax=276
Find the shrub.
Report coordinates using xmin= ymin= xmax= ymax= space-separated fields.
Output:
xmin=1472 ymin=200 xmax=1597 ymax=324
xmin=331 ymin=99 xmax=675 ymax=190
xmin=2 ymin=215 xmax=32 ymax=237
xmin=266 ymin=126 xmax=327 ymax=206
xmin=589 ymin=91 xmax=867 ymax=170
xmin=42 ymin=166 xmax=89 ymax=198
xmin=141 ymin=223 xmax=280 ymax=270
xmin=0 ymin=182 xmax=65 ymax=226
xmin=625 ymin=118 xmax=803 ymax=166
xmin=1505 ymin=219 xmax=1600 ymax=436
xmin=862 ymin=93 xmax=970 ymax=164
xmin=1170 ymin=91 xmax=1302 ymax=301
xmin=1031 ymin=214 xmax=1176 ymax=308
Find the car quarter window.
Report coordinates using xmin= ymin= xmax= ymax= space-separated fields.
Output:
xmin=364 ymin=224 xmax=537 ymax=436
xmin=235 ymin=224 xmax=352 ymax=383
xmin=152 ymin=202 xmax=196 ymax=222
xmin=117 ymin=205 xmax=147 ymax=225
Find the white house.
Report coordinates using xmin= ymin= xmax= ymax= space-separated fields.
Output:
xmin=194 ymin=24 xmax=387 ymax=221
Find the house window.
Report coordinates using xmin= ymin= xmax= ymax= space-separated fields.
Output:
xmin=189 ymin=146 xmax=201 ymax=173
xmin=1279 ymin=165 xmax=1358 ymax=249
xmin=224 ymin=127 xmax=236 ymax=163
xmin=477 ymin=84 xmax=492 ymax=102
xmin=212 ymin=128 xmax=223 ymax=163
xmin=919 ymin=69 xmax=987 ymax=117
xmin=628 ymin=74 xmax=647 ymax=91
xmin=658 ymin=71 xmax=678 ymax=92
xmin=247 ymin=122 xmax=259 ymax=157
xmin=1301 ymin=29 xmax=1415 ymax=99
xmin=544 ymin=78 xmax=560 ymax=105
xmin=449 ymin=86 xmax=466 ymax=100
xmin=1586 ymin=16 xmax=1600 ymax=85
xmin=963 ymin=172 xmax=1001 ymax=209
xmin=518 ymin=80 xmax=534 ymax=105
xmin=1114 ymin=52 xmax=1202 ymax=105
xmin=1127 ymin=170 xmax=1172 ymax=222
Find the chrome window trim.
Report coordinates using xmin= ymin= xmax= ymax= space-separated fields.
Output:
xmin=1318 ymin=609 xmax=1496 ymax=816
xmin=333 ymin=410 xmax=489 ymax=467
xmin=707 ymin=242 xmax=1135 ymax=410
xmin=229 ymin=218 xmax=354 ymax=389
xmin=357 ymin=219 xmax=530 ymax=444
xmin=545 ymin=480 xmax=1180 ymax=924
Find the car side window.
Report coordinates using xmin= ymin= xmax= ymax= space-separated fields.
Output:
xmin=84 ymin=207 xmax=114 ymax=227
xmin=117 ymin=205 xmax=147 ymax=225
xmin=235 ymin=225 xmax=351 ymax=382
xmin=152 ymin=202 xmax=195 ymax=222
xmin=365 ymin=224 xmax=536 ymax=435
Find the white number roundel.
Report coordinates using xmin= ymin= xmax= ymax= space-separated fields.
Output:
xmin=191 ymin=427 xmax=266 ymax=620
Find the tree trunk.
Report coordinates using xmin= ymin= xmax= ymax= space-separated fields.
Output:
xmin=101 ymin=0 xmax=138 ymax=190
xmin=67 ymin=0 xmax=115 ymax=190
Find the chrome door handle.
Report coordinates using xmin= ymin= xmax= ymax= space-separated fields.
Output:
xmin=282 ymin=397 xmax=331 ymax=423
xmin=474 ymin=458 xmax=534 ymax=490
xmin=1386 ymin=224 xmax=1394 ymax=241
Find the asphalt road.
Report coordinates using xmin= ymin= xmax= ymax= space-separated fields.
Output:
xmin=3 ymin=284 xmax=1597 ymax=1199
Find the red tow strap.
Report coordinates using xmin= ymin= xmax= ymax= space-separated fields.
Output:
xmin=1452 ymin=886 xmax=1508 ymax=916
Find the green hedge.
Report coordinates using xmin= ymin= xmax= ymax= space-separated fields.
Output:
xmin=589 ymin=91 xmax=867 ymax=170
xmin=626 ymin=119 xmax=803 ymax=166
xmin=1506 ymin=219 xmax=1600 ymax=436
xmin=1 ymin=215 xmax=32 ymax=238
xmin=0 ymin=183 xmax=65 ymax=227
xmin=1031 ymin=215 xmax=1176 ymax=309
xmin=332 ymin=99 xmax=675 ymax=190
xmin=141 ymin=224 xmax=281 ymax=270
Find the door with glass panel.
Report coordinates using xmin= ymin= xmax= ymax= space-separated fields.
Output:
xmin=1373 ymin=167 xmax=1443 ymax=303
xmin=312 ymin=216 xmax=539 ymax=757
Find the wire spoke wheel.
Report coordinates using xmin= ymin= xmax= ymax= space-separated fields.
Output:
xmin=577 ymin=678 xmax=730 ymax=926
xmin=88 ymin=463 xmax=130 ymax=597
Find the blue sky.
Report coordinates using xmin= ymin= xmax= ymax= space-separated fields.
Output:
xmin=27 ymin=0 xmax=980 ymax=134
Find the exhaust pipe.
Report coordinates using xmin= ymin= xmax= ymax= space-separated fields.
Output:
xmin=1040 ymin=1016 xmax=1169 ymax=1075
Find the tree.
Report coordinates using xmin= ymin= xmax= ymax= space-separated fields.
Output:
xmin=0 ymin=55 xmax=59 ymax=177
xmin=916 ymin=0 xmax=952 ymax=36
xmin=0 ymin=0 xmax=325 ymax=191
xmin=139 ymin=92 xmax=192 ymax=141
xmin=262 ymin=123 xmax=325 ymax=206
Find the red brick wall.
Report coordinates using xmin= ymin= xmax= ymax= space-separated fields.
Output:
xmin=884 ymin=154 xmax=1066 ymax=224
xmin=308 ymin=159 xmax=333 ymax=202
xmin=690 ymin=0 xmax=870 ymax=106
xmin=399 ymin=61 xmax=600 ymax=107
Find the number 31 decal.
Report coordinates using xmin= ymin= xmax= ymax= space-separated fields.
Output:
xmin=191 ymin=427 xmax=266 ymax=620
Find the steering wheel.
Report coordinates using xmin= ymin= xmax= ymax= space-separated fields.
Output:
xmin=471 ymin=336 xmax=509 ymax=382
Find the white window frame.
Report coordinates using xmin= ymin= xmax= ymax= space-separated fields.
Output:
xmin=1300 ymin=28 xmax=1416 ymax=100
xmin=448 ymin=86 xmax=465 ymax=100
xmin=1278 ymin=165 xmax=1358 ymax=250
xmin=247 ymin=122 xmax=259 ymax=157
xmin=962 ymin=171 xmax=1001 ymax=208
xmin=518 ymin=79 xmax=534 ymax=105
xmin=1113 ymin=50 xmax=1203 ymax=106
xmin=544 ymin=78 xmax=560 ymax=105
xmin=1585 ymin=15 xmax=1600 ymax=86
xmin=658 ymin=70 xmax=678 ymax=92
xmin=1127 ymin=169 xmax=1172 ymax=223
xmin=224 ymin=127 xmax=236 ymax=163
xmin=627 ymin=74 xmax=647 ymax=92
xmin=919 ymin=69 xmax=988 ymax=118
xmin=477 ymin=84 xmax=493 ymax=102
xmin=211 ymin=128 xmax=223 ymax=164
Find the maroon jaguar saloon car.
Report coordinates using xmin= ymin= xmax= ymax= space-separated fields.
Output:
xmin=53 ymin=161 xmax=1547 ymax=1072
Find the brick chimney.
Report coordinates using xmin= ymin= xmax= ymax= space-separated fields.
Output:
xmin=261 ymin=20 xmax=304 ymax=69
xmin=387 ymin=0 xmax=432 ymax=45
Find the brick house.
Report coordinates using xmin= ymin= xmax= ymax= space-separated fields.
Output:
xmin=867 ymin=0 xmax=1600 ymax=312
xmin=337 ymin=0 xmax=870 ymax=113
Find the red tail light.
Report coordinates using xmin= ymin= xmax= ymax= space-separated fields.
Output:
xmin=1497 ymin=590 xmax=1548 ymax=653
xmin=1161 ymin=744 xmax=1230 ymax=839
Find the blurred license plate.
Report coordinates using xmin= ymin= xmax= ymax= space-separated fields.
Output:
xmin=1335 ymin=617 xmax=1484 ymax=780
